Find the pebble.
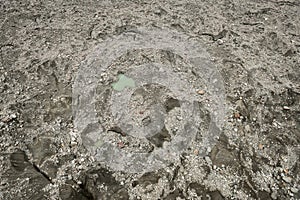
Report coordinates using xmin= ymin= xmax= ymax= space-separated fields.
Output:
xmin=283 ymin=106 xmax=290 ymax=110
xmin=234 ymin=112 xmax=240 ymax=118
xmin=154 ymin=8 xmax=161 ymax=15
xmin=117 ymin=141 xmax=125 ymax=148
xmin=205 ymin=156 xmax=212 ymax=165
xmin=244 ymin=125 xmax=251 ymax=132
xmin=70 ymin=141 xmax=77 ymax=146
xmin=277 ymin=167 xmax=283 ymax=172
xmin=197 ymin=90 xmax=205 ymax=95
xmin=1 ymin=116 xmax=11 ymax=122
xmin=236 ymin=99 xmax=248 ymax=117
xmin=258 ymin=144 xmax=264 ymax=150
xmin=11 ymin=113 xmax=17 ymax=119
xmin=217 ymin=39 xmax=224 ymax=45
xmin=176 ymin=116 xmax=183 ymax=121
xmin=282 ymin=176 xmax=292 ymax=183
xmin=290 ymin=187 xmax=298 ymax=193
xmin=206 ymin=147 xmax=211 ymax=153
xmin=271 ymin=192 xmax=277 ymax=199
xmin=193 ymin=149 xmax=199 ymax=155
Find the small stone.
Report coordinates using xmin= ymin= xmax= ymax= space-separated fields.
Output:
xmin=236 ymin=99 xmax=249 ymax=118
xmin=291 ymin=187 xmax=298 ymax=193
xmin=194 ymin=149 xmax=199 ymax=155
xmin=234 ymin=112 xmax=240 ymax=119
xmin=1 ymin=116 xmax=11 ymax=123
xmin=276 ymin=167 xmax=283 ymax=172
xmin=176 ymin=116 xmax=183 ymax=121
xmin=117 ymin=141 xmax=125 ymax=148
xmin=282 ymin=176 xmax=292 ymax=183
xmin=271 ymin=192 xmax=277 ymax=199
xmin=11 ymin=114 xmax=17 ymax=119
xmin=70 ymin=141 xmax=77 ymax=146
xmin=154 ymin=9 xmax=161 ymax=15
xmin=244 ymin=125 xmax=251 ymax=132
xmin=217 ymin=39 xmax=224 ymax=45
xmin=197 ymin=90 xmax=205 ymax=95
xmin=206 ymin=147 xmax=211 ymax=153
xmin=258 ymin=144 xmax=264 ymax=150
xmin=205 ymin=156 xmax=212 ymax=165
xmin=283 ymin=106 xmax=290 ymax=110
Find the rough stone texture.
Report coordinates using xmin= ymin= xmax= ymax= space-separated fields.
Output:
xmin=0 ymin=0 xmax=299 ymax=199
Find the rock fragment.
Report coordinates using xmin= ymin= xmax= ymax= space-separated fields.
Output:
xmin=283 ymin=106 xmax=290 ymax=110
xmin=236 ymin=99 xmax=249 ymax=118
xmin=290 ymin=187 xmax=298 ymax=193
xmin=282 ymin=176 xmax=292 ymax=183
xmin=197 ymin=90 xmax=205 ymax=95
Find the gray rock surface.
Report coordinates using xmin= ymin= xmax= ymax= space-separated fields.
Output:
xmin=0 ymin=0 xmax=299 ymax=199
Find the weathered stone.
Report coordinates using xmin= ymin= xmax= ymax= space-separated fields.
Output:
xmin=80 ymin=168 xmax=129 ymax=200
xmin=236 ymin=99 xmax=249 ymax=118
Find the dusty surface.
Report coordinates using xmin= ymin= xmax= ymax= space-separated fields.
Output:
xmin=0 ymin=0 xmax=299 ymax=199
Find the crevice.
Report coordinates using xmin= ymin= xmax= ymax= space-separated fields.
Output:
xmin=32 ymin=163 xmax=53 ymax=184
xmin=78 ymin=183 xmax=95 ymax=200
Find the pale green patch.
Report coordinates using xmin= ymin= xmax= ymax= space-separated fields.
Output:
xmin=94 ymin=139 xmax=103 ymax=148
xmin=111 ymin=74 xmax=135 ymax=91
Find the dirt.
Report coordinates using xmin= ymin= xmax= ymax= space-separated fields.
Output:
xmin=0 ymin=0 xmax=299 ymax=199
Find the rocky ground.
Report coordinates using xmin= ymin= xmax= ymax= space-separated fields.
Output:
xmin=0 ymin=0 xmax=299 ymax=199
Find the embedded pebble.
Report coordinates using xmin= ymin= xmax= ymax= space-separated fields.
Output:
xmin=271 ymin=192 xmax=278 ymax=199
xmin=197 ymin=90 xmax=205 ymax=95
xmin=282 ymin=176 xmax=292 ymax=183
xmin=290 ymin=187 xmax=298 ymax=193
xmin=205 ymin=156 xmax=212 ymax=165
xmin=11 ymin=114 xmax=17 ymax=119
xmin=283 ymin=106 xmax=290 ymax=110
xmin=244 ymin=125 xmax=251 ymax=132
